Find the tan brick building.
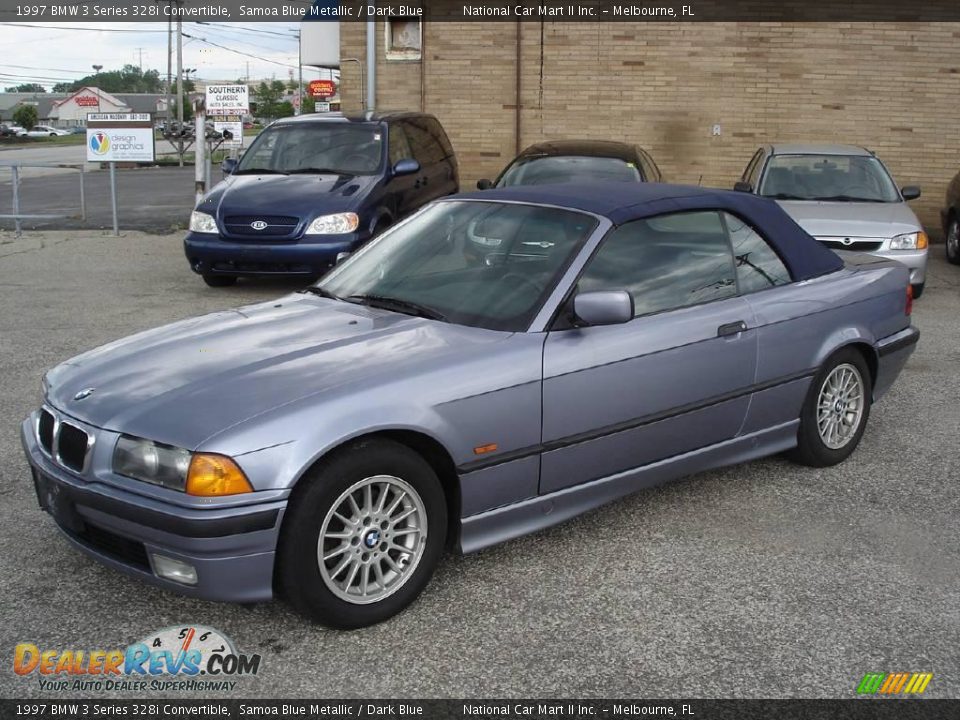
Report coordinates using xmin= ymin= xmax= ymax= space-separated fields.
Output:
xmin=339 ymin=21 xmax=960 ymax=234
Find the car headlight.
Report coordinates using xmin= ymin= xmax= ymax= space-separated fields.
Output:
xmin=189 ymin=210 xmax=218 ymax=234
xmin=113 ymin=436 xmax=252 ymax=496
xmin=890 ymin=231 xmax=929 ymax=250
xmin=304 ymin=212 xmax=359 ymax=235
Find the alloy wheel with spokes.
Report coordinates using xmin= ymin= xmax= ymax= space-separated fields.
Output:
xmin=318 ymin=475 xmax=427 ymax=605
xmin=279 ymin=438 xmax=447 ymax=628
xmin=816 ymin=363 xmax=865 ymax=450
xmin=789 ymin=348 xmax=873 ymax=467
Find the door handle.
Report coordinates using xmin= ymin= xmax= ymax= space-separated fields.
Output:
xmin=717 ymin=320 xmax=748 ymax=337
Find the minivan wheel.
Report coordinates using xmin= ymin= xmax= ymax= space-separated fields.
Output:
xmin=946 ymin=216 xmax=960 ymax=265
xmin=788 ymin=348 xmax=872 ymax=467
xmin=202 ymin=274 xmax=237 ymax=287
xmin=279 ymin=438 xmax=447 ymax=629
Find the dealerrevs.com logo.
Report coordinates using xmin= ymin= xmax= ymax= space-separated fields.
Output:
xmin=13 ymin=625 xmax=261 ymax=693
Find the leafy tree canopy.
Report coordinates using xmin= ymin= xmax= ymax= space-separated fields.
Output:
xmin=13 ymin=104 xmax=38 ymax=130
xmin=5 ymin=83 xmax=46 ymax=93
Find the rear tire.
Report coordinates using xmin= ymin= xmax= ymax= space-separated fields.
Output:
xmin=278 ymin=438 xmax=447 ymax=629
xmin=788 ymin=348 xmax=872 ymax=467
xmin=202 ymin=274 xmax=237 ymax=287
xmin=946 ymin=215 xmax=960 ymax=265
xmin=911 ymin=283 xmax=925 ymax=300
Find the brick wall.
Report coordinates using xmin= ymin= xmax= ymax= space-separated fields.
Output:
xmin=341 ymin=21 xmax=960 ymax=235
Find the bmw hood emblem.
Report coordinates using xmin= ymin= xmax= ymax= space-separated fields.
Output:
xmin=73 ymin=387 xmax=96 ymax=401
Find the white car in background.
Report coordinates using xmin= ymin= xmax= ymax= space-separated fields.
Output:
xmin=735 ymin=144 xmax=929 ymax=298
xmin=23 ymin=125 xmax=70 ymax=138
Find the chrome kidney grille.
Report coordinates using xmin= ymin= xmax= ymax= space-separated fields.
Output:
xmin=37 ymin=407 xmax=93 ymax=473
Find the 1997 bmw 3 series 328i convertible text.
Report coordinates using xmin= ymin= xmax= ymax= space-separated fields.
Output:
xmin=22 ymin=183 xmax=919 ymax=628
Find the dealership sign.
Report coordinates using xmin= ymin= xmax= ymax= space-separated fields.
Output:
xmin=75 ymin=95 xmax=99 ymax=107
xmin=308 ymin=79 xmax=336 ymax=99
xmin=205 ymin=85 xmax=249 ymax=116
xmin=86 ymin=113 xmax=155 ymax=163
xmin=214 ymin=119 xmax=243 ymax=149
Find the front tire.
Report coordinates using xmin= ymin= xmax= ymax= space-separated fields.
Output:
xmin=911 ymin=283 xmax=925 ymax=300
xmin=202 ymin=274 xmax=237 ymax=287
xmin=946 ymin=215 xmax=960 ymax=265
xmin=278 ymin=438 xmax=447 ymax=629
xmin=788 ymin=348 xmax=872 ymax=467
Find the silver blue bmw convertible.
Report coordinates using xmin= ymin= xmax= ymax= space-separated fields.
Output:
xmin=22 ymin=183 xmax=918 ymax=628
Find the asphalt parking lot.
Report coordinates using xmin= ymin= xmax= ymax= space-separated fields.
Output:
xmin=0 ymin=230 xmax=957 ymax=699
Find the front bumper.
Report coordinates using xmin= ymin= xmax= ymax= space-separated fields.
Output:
xmin=868 ymin=248 xmax=928 ymax=286
xmin=184 ymin=231 xmax=366 ymax=277
xmin=20 ymin=417 xmax=285 ymax=603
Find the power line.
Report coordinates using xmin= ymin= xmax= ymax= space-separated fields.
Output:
xmin=0 ymin=22 xmax=167 ymax=32
xmin=195 ymin=22 xmax=296 ymax=39
xmin=181 ymin=32 xmax=299 ymax=70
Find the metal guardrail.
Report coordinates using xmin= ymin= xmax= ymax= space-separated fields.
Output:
xmin=0 ymin=162 xmax=90 ymax=238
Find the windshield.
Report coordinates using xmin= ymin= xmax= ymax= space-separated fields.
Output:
xmin=236 ymin=122 xmax=384 ymax=176
xmin=759 ymin=154 xmax=900 ymax=202
xmin=497 ymin=155 xmax=641 ymax=187
xmin=318 ymin=201 xmax=598 ymax=331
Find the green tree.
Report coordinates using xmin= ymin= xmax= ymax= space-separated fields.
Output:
xmin=253 ymin=80 xmax=292 ymax=120
xmin=51 ymin=64 xmax=164 ymax=94
xmin=13 ymin=104 xmax=38 ymax=130
xmin=5 ymin=83 xmax=45 ymax=93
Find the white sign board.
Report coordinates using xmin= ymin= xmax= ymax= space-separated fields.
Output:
xmin=86 ymin=113 xmax=155 ymax=162
xmin=315 ymin=102 xmax=331 ymax=113
xmin=206 ymin=85 xmax=249 ymax=116
xmin=214 ymin=120 xmax=243 ymax=148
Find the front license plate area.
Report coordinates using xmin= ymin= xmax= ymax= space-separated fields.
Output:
xmin=33 ymin=469 xmax=85 ymax=534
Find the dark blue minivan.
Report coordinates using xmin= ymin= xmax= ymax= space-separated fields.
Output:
xmin=184 ymin=111 xmax=459 ymax=286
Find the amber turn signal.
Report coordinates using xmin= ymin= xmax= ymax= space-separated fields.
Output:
xmin=186 ymin=454 xmax=253 ymax=496
xmin=917 ymin=231 xmax=929 ymax=250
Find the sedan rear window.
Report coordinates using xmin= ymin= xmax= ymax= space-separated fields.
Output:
xmin=498 ymin=156 xmax=641 ymax=187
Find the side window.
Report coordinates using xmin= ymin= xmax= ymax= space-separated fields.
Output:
xmin=746 ymin=150 xmax=766 ymax=188
xmin=388 ymin=124 xmax=412 ymax=166
xmin=722 ymin=213 xmax=792 ymax=293
xmin=403 ymin=120 xmax=444 ymax=165
xmin=638 ymin=148 xmax=661 ymax=182
xmin=742 ymin=149 xmax=762 ymax=184
xmin=426 ymin=118 xmax=454 ymax=159
xmin=578 ymin=211 xmax=737 ymax=318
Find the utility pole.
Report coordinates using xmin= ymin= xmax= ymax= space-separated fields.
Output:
xmin=297 ymin=32 xmax=303 ymax=116
xmin=136 ymin=47 xmax=143 ymax=72
xmin=165 ymin=7 xmax=172 ymax=130
xmin=176 ymin=16 xmax=184 ymax=166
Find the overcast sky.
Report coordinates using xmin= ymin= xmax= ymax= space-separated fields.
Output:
xmin=0 ymin=21 xmax=335 ymax=91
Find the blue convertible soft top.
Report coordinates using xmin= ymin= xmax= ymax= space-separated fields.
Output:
xmin=454 ymin=182 xmax=844 ymax=282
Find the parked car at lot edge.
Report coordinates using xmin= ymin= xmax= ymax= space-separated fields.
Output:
xmin=477 ymin=139 xmax=662 ymax=189
xmin=69 ymin=126 xmax=86 ymax=135
xmin=24 ymin=125 xmax=70 ymax=138
xmin=1 ymin=124 xmax=25 ymax=136
xmin=735 ymin=144 xmax=928 ymax=297
xmin=184 ymin=111 xmax=459 ymax=287
xmin=942 ymin=168 xmax=960 ymax=265
xmin=23 ymin=183 xmax=918 ymax=628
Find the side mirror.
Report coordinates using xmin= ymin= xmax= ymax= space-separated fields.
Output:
xmin=392 ymin=158 xmax=420 ymax=176
xmin=574 ymin=291 xmax=634 ymax=327
xmin=221 ymin=158 xmax=238 ymax=175
xmin=476 ymin=178 xmax=493 ymax=190
xmin=733 ymin=180 xmax=753 ymax=193
xmin=901 ymin=186 xmax=921 ymax=201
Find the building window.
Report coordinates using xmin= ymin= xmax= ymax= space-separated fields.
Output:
xmin=385 ymin=18 xmax=421 ymax=61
